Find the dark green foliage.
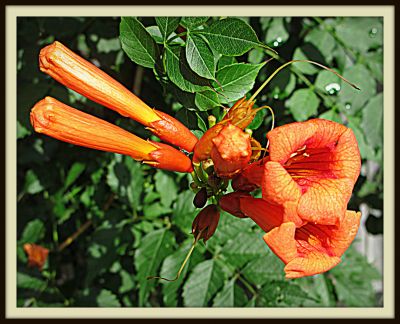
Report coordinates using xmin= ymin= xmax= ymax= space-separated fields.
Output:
xmin=17 ymin=16 xmax=382 ymax=307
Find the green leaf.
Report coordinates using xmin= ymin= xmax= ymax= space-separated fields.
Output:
xmin=347 ymin=117 xmax=376 ymax=161
xmin=172 ymin=190 xmax=198 ymax=234
xmin=338 ymin=64 xmax=376 ymax=114
xmin=97 ymin=38 xmax=121 ymax=53
xmin=318 ymin=110 xmax=342 ymax=124
xmin=314 ymin=69 xmax=341 ymax=95
xmin=212 ymin=278 xmax=247 ymax=307
xmin=160 ymin=239 xmax=201 ymax=307
xmin=97 ymin=289 xmax=121 ymax=307
xmin=195 ymin=90 xmax=221 ymax=111
xmin=20 ymin=219 xmax=45 ymax=244
xmin=269 ymin=68 xmax=296 ymax=100
xmin=186 ymin=33 xmax=216 ymax=80
xmin=120 ymin=17 xmax=159 ymax=68
xmin=286 ymin=88 xmax=320 ymax=121
xmin=154 ymin=171 xmax=178 ymax=208
xmin=200 ymin=18 xmax=261 ymax=56
xmin=242 ymin=251 xmax=285 ymax=286
xmin=106 ymin=155 xmax=144 ymax=212
xmin=217 ymin=55 xmax=237 ymax=70
xmin=329 ymin=246 xmax=381 ymax=306
xmin=182 ymin=259 xmax=225 ymax=306
xmin=181 ymin=17 xmax=210 ymax=29
xmin=23 ymin=169 xmax=43 ymax=195
xmin=135 ymin=228 xmax=175 ymax=306
xmin=304 ymin=28 xmax=336 ymax=62
xmin=17 ymin=120 xmax=31 ymax=139
xmin=335 ymin=17 xmax=383 ymax=54
xmin=17 ymin=272 xmax=47 ymax=291
xmin=258 ymin=281 xmax=315 ymax=307
xmin=247 ymin=108 xmax=266 ymax=130
xmin=292 ymin=47 xmax=320 ymax=75
xmin=212 ymin=62 xmax=265 ymax=104
xmin=143 ymin=202 xmax=172 ymax=219
xmin=64 ymin=162 xmax=86 ymax=189
xmin=165 ymin=45 xmax=210 ymax=93
xmin=365 ymin=50 xmax=383 ymax=83
xmin=265 ymin=17 xmax=289 ymax=47
xmin=119 ymin=269 xmax=135 ymax=294
xmin=222 ymin=231 xmax=267 ymax=268
xmin=361 ymin=93 xmax=383 ymax=149
xmin=155 ymin=17 xmax=181 ymax=42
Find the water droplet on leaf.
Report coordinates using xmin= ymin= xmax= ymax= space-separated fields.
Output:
xmin=369 ymin=27 xmax=378 ymax=38
xmin=345 ymin=103 xmax=352 ymax=110
xmin=325 ymin=83 xmax=341 ymax=95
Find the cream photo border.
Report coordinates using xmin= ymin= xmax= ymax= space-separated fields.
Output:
xmin=6 ymin=5 xmax=395 ymax=319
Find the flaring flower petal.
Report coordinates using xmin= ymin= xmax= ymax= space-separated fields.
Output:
xmin=263 ymin=211 xmax=361 ymax=278
xmin=264 ymin=119 xmax=361 ymax=225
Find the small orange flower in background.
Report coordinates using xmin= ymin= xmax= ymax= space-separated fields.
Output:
xmin=263 ymin=118 xmax=361 ymax=226
xmin=39 ymin=41 xmax=198 ymax=152
xmin=239 ymin=197 xmax=361 ymax=279
xmin=23 ymin=243 xmax=49 ymax=271
xmin=30 ymin=97 xmax=193 ymax=173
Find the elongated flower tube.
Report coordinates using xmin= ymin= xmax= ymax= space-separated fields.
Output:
xmin=263 ymin=119 xmax=361 ymax=226
xmin=210 ymin=124 xmax=252 ymax=178
xmin=39 ymin=41 xmax=198 ymax=152
xmin=240 ymin=197 xmax=361 ymax=279
xmin=219 ymin=191 xmax=251 ymax=218
xmin=231 ymin=157 xmax=268 ymax=192
xmin=30 ymin=97 xmax=193 ymax=173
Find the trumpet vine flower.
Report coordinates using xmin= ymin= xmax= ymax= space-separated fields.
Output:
xmin=39 ymin=41 xmax=198 ymax=152
xmin=23 ymin=243 xmax=49 ymax=271
xmin=30 ymin=97 xmax=193 ymax=173
xmin=240 ymin=197 xmax=361 ymax=278
xmin=263 ymin=119 xmax=361 ymax=226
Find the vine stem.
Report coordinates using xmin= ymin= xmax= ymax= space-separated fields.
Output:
xmin=147 ymin=231 xmax=203 ymax=282
xmin=57 ymin=220 xmax=92 ymax=252
xmin=249 ymin=59 xmax=360 ymax=103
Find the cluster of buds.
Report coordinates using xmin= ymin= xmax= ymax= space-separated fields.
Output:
xmin=29 ymin=41 xmax=363 ymax=279
xmin=30 ymin=41 xmax=197 ymax=173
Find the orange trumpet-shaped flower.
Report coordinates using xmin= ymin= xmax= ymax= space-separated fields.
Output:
xmin=192 ymin=204 xmax=220 ymax=242
xmin=39 ymin=41 xmax=198 ymax=152
xmin=240 ymin=197 xmax=361 ymax=279
xmin=30 ymin=97 xmax=193 ymax=173
xmin=263 ymin=119 xmax=361 ymax=226
xmin=211 ymin=124 xmax=252 ymax=178
xmin=23 ymin=243 xmax=49 ymax=271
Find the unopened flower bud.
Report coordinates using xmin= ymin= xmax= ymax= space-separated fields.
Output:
xmin=192 ymin=204 xmax=220 ymax=242
xmin=211 ymin=124 xmax=252 ymax=178
xmin=193 ymin=187 xmax=208 ymax=208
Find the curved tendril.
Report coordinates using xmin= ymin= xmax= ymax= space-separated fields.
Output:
xmin=249 ymin=59 xmax=360 ymax=103
xmin=146 ymin=231 xmax=203 ymax=282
